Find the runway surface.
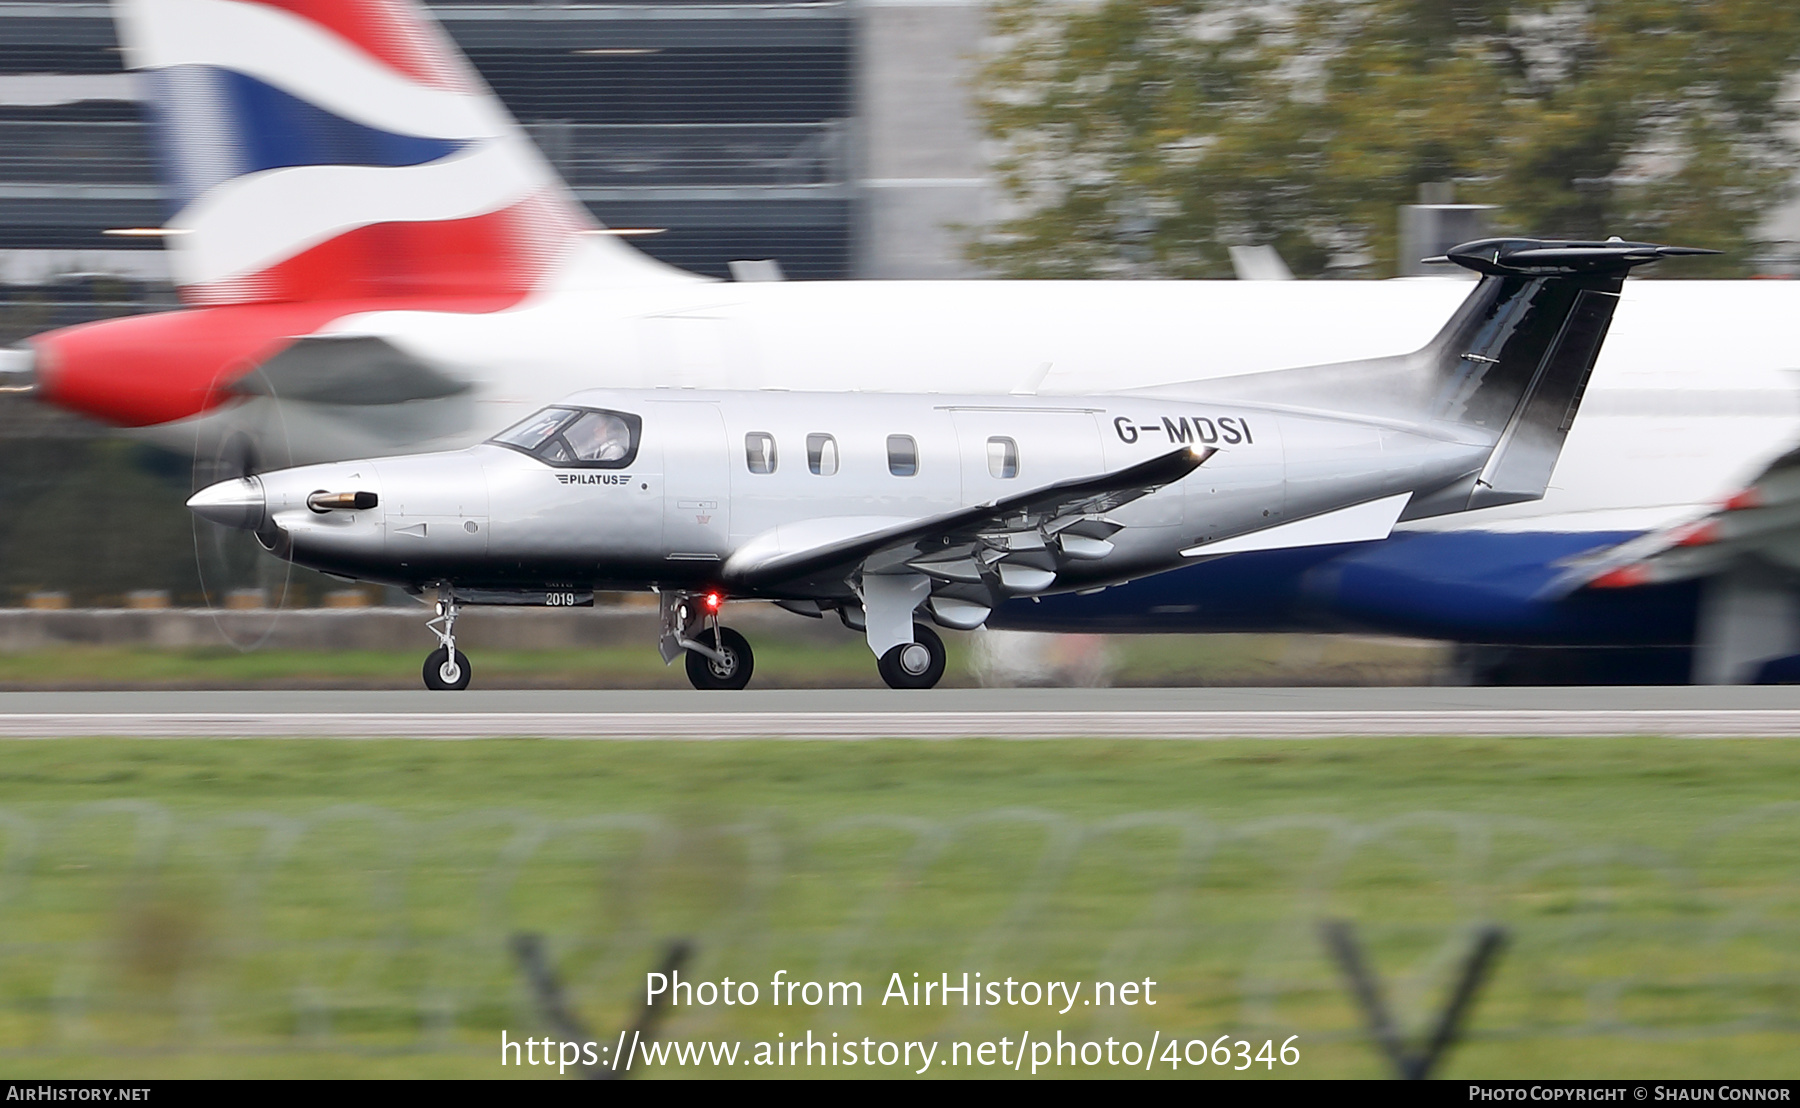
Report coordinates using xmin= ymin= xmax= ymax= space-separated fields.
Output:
xmin=3 ymin=687 xmax=1800 ymax=738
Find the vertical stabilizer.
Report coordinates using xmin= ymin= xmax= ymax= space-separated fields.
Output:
xmin=116 ymin=0 xmax=695 ymax=308
xmin=1161 ymin=238 xmax=1715 ymax=518
xmin=1418 ymin=239 xmax=1716 ymax=510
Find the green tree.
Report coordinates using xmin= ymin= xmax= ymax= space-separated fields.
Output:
xmin=973 ymin=0 xmax=1800 ymax=277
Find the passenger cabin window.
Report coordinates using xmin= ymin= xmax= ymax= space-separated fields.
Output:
xmin=807 ymin=433 xmax=839 ymax=476
xmin=987 ymin=436 xmax=1019 ymax=479
xmin=745 ymin=432 xmax=778 ymax=474
xmin=887 ymin=434 xmax=919 ymax=477
xmin=490 ymin=406 xmax=641 ymax=468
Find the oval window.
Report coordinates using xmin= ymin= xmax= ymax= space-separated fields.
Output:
xmin=886 ymin=434 xmax=919 ymax=477
xmin=745 ymin=432 xmax=777 ymax=474
xmin=807 ymin=433 xmax=839 ymax=476
xmin=987 ymin=436 xmax=1019 ymax=479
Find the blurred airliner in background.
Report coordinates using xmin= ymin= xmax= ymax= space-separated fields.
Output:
xmin=2 ymin=0 xmax=1799 ymax=683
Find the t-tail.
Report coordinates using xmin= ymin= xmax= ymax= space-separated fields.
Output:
xmin=1165 ymin=237 xmax=1717 ymax=519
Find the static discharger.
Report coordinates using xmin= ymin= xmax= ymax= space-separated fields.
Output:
xmin=307 ymin=490 xmax=379 ymax=512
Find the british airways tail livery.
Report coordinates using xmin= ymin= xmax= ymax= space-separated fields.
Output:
xmin=18 ymin=0 xmax=690 ymax=430
xmin=130 ymin=0 xmax=588 ymax=306
xmin=6 ymin=0 xmax=1800 ymax=685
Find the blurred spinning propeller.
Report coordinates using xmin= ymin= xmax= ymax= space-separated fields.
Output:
xmin=190 ymin=363 xmax=294 ymax=650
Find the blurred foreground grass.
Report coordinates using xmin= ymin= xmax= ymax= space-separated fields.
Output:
xmin=0 ymin=737 xmax=1795 ymax=1078
xmin=0 ymin=633 xmax=1447 ymax=689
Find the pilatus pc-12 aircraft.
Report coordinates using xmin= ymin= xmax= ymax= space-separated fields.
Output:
xmin=187 ymin=237 xmax=1705 ymax=689
xmin=5 ymin=0 xmax=1799 ymax=683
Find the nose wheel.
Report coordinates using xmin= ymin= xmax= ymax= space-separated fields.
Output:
xmin=877 ymin=624 xmax=946 ymax=690
xmin=421 ymin=596 xmax=473 ymax=691
xmin=423 ymin=646 xmax=473 ymax=691
xmin=685 ymin=625 xmax=755 ymax=690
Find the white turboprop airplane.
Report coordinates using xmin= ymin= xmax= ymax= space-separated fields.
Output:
xmin=4 ymin=0 xmax=1800 ymax=683
xmin=184 ymin=236 xmax=1703 ymax=689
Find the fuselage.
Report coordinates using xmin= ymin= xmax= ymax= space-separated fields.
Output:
xmin=235 ymin=387 xmax=1487 ymax=600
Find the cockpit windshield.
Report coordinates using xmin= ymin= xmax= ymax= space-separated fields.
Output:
xmin=493 ymin=408 xmax=577 ymax=452
xmin=490 ymin=406 xmax=641 ymax=468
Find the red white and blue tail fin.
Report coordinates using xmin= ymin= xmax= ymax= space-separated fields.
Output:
xmin=117 ymin=0 xmax=691 ymax=307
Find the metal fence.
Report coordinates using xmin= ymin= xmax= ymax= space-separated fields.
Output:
xmin=0 ymin=802 xmax=1793 ymax=1064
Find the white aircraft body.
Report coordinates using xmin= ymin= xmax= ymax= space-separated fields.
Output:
xmin=5 ymin=0 xmax=1800 ymax=683
xmin=185 ymin=238 xmax=1704 ymax=689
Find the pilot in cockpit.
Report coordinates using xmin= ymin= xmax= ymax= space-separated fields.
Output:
xmin=561 ymin=411 xmax=633 ymax=463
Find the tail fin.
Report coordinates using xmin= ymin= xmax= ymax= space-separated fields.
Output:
xmin=117 ymin=0 xmax=691 ymax=307
xmin=1414 ymin=239 xmax=1715 ymax=511
xmin=1169 ymin=237 xmax=1715 ymax=516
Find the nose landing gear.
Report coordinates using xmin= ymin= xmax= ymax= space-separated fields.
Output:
xmin=663 ymin=591 xmax=756 ymax=690
xmin=422 ymin=596 xmax=473 ymax=691
xmin=877 ymin=624 xmax=946 ymax=690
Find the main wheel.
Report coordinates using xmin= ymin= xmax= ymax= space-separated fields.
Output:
xmin=685 ymin=626 xmax=755 ymax=690
xmin=877 ymin=624 xmax=946 ymax=690
xmin=423 ymin=646 xmax=473 ymax=691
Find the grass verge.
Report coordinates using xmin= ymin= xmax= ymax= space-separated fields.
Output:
xmin=0 ymin=736 xmax=1791 ymax=1078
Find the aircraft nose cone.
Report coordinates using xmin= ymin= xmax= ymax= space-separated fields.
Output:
xmin=187 ymin=476 xmax=265 ymax=531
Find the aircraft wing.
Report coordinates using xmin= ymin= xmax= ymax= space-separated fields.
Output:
xmin=1548 ymin=446 xmax=1800 ymax=595
xmin=723 ymin=446 xmax=1214 ymax=597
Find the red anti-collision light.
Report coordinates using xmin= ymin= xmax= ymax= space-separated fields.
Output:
xmin=704 ymin=592 xmax=723 ymax=611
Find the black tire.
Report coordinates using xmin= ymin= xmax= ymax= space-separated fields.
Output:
xmin=877 ymin=624 xmax=946 ymax=690
xmin=423 ymin=646 xmax=473 ymax=691
xmin=685 ymin=626 xmax=755 ymax=690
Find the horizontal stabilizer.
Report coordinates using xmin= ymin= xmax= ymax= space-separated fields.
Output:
xmin=1427 ymin=238 xmax=1719 ymax=276
xmin=1549 ymin=444 xmax=1800 ymax=595
xmin=1183 ymin=493 xmax=1412 ymax=558
xmin=232 ymin=335 xmax=468 ymax=405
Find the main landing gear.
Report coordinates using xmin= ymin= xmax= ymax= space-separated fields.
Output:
xmin=669 ymin=592 xmax=947 ymax=690
xmin=422 ymin=596 xmax=473 ymax=691
xmin=877 ymin=624 xmax=946 ymax=690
